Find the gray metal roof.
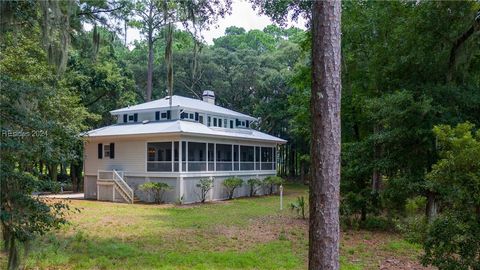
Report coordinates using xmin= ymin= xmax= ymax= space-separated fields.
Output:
xmin=110 ymin=95 xmax=256 ymax=121
xmin=85 ymin=120 xmax=286 ymax=143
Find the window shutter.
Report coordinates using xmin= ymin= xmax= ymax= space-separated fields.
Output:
xmin=230 ymin=120 xmax=233 ymax=128
xmin=133 ymin=113 xmax=138 ymax=122
xmin=98 ymin=143 xmax=103 ymax=159
xmin=236 ymin=119 xmax=240 ymax=126
xmin=123 ymin=114 xmax=127 ymax=123
xmin=155 ymin=111 xmax=160 ymax=121
xmin=167 ymin=110 xmax=171 ymax=119
xmin=246 ymin=120 xmax=250 ymax=128
xmin=110 ymin=143 xmax=115 ymax=159
xmin=195 ymin=112 xmax=199 ymax=121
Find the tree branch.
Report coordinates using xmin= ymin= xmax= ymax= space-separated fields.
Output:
xmin=447 ymin=11 xmax=480 ymax=82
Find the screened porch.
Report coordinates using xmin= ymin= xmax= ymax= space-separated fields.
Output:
xmin=146 ymin=141 xmax=276 ymax=172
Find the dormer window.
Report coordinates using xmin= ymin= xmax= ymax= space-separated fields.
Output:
xmin=123 ymin=113 xmax=138 ymax=123
xmin=155 ymin=111 xmax=169 ymax=121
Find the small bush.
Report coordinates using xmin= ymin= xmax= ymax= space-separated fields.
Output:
xmin=36 ymin=179 xmax=61 ymax=193
xmin=223 ymin=177 xmax=243 ymax=200
xmin=263 ymin=176 xmax=284 ymax=195
xmin=396 ymin=216 xmax=428 ymax=244
xmin=405 ymin=196 xmax=427 ymax=215
xmin=360 ymin=216 xmax=395 ymax=231
xmin=139 ymin=182 xmax=171 ymax=204
xmin=247 ymin=178 xmax=262 ymax=196
xmin=196 ymin=178 xmax=213 ymax=203
xmin=289 ymin=196 xmax=307 ymax=219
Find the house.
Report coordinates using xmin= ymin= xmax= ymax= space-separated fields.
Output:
xmin=83 ymin=91 xmax=286 ymax=204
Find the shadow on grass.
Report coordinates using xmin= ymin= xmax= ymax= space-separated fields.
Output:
xmin=26 ymin=232 xmax=301 ymax=270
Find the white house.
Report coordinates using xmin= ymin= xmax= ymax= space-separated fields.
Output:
xmin=83 ymin=91 xmax=286 ymax=204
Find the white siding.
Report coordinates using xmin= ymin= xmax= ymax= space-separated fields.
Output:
xmin=84 ymin=139 xmax=146 ymax=175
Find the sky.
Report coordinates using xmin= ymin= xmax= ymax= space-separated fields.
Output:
xmin=123 ymin=0 xmax=306 ymax=46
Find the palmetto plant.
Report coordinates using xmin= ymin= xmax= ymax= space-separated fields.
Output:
xmin=290 ymin=196 xmax=307 ymax=219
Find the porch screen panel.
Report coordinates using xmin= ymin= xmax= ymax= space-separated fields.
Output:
xmin=233 ymin=145 xmax=239 ymax=171
xmin=147 ymin=142 xmax=173 ymax=172
xmin=261 ymin=147 xmax=274 ymax=170
xmin=208 ymin=143 xmax=214 ymax=171
xmin=240 ymin=146 xmax=254 ymax=170
xmin=255 ymin=146 xmax=260 ymax=170
xmin=216 ymin=144 xmax=232 ymax=171
xmin=188 ymin=142 xmax=206 ymax=171
xmin=273 ymin=147 xmax=277 ymax=170
xmin=174 ymin=141 xmax=179 ymax=172
xmin=181 ymin=141 xmax=186 ymax=171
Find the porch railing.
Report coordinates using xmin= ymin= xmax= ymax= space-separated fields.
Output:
xmin=97 ymin=170 xmax=134 ymax=204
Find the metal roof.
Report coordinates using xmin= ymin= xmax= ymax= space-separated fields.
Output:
xmin=110 ymin=95 xmax=256 ymax=121
xmin=85 ymin=120 xmax=286 ymax=144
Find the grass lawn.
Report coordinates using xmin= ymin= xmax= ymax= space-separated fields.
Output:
xmin=1 ymin=184 xmax=430 ymax=269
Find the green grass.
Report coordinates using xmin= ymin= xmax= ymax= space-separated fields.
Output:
xmin=0 ymin=184 xmax=428 ymax=269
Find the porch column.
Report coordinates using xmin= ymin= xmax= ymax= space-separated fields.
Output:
xmin=171 ymin=141 xmax=174 ymax=172
xmin=260 ymin=146 xmax=262 ymax=171
xmin=214 ymin=143 xmax=217 ymax=171
xmin=238 ymin=145 xmax=241 ymax=171
xmin=186 ymin=141 xmax=189 ymax=172
xmin=179 ymin=140 xmax=183 ymax=172
xmin=231 ymin=145 xmax=234 ymax=170
xmin=254 ymin=146 xmax=256 ymax=170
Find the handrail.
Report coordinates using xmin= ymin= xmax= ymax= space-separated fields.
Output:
xmin=112 ymin=170 xmax=134 ymax=204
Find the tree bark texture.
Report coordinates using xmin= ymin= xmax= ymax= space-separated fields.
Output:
xmin=309 ymin=1 xmax=342 ymax=270
xmin=146 ymin=31 xmax=153 ymax=101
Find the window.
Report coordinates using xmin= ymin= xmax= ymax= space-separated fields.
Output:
xmin=213 ymin=118 xmax=217 ymax=127
xmin=126 ymin=113 xmax=138 ymax=123
xmin=230 ymin=120 xmax=234 ymax=129
xmin=104 ymin=144 xmax=111 ymax=158
xmin=224 ymin=119 xmax=228 ymax=128
xmin=181 ymin=112 xmax=188 ymax=119
xmin=199 ymin=115 xmax=204 ymax=124
xmin=219 ymin=118 xmax=222 ymax=127
xmin=207 ymin=116 xmax=211 ymax=126
xmin=189 ymin=113 xmax=194 ymax=119
xmin=161 ymin=112 xmax=167 ymax=119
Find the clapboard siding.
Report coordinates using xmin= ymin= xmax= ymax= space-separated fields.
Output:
xmin=84 ymin=140 xmax=146 ymax=175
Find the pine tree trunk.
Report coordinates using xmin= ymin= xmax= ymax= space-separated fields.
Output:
xmin=146 ymin=32 xmax=153 ymax=101
xmin=309 ymin=1 xmax=342 ymax=269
